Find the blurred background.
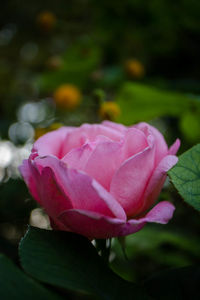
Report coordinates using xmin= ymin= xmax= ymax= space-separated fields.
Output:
xmin=0 ymin=0 xmax=200 ymax=285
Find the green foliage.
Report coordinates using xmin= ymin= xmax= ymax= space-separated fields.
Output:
xmin=168 ymin=144 xmax=200 ymax=211
xmin=19 ymin=227 xmax=149 ymax=300
xmin=116 ymin=227 xmax=200 ymax=261
xmin=179 ymin=112 xmax=200 ymax=143
xmin=112 ymin=226 xmax=200 ymax=282
xmin=116 ymin=82 xmax=200 ymax=125
xmin=38 ymin=41 xmax=102 ymax=92
xmin=144 ymin=265 xmax=200 ymax=300
xmin=0 ymin=179 xmax=35 ymax=222
xmin=0 ymin=254 xmax=62 ymax=300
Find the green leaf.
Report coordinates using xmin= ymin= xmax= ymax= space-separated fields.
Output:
xmin=168 ymin=144 xmax=200 ymax=211
xmin=116 ymin=82 xmax=200 ymax=125
xmin=144 ymin=266 xmax=200 ymax=300
xmin=19 ymin=227 xmax=149 ymax=300
xmin=0 ymin=254 xmax=62 ymax=300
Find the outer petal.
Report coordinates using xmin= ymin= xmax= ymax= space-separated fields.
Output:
xmin=34 ymin=156 xmax=126 ymax=220
xmin=131 ymin=201 xmax=175 ymax=224
xmin=58 ymin=201 xmax=174 ymax=239
xmin=102 ymin=121 xmax=127 ymax=133
xmin=37 ymin=167 xmax=73 ymax=218
xmin=168 ymin=138 xmax=181 ymax=155
xmin=19 ymin=159 xmax=40 ymax=203
xmin=110 ymin=138 xmax=155 ymax=217
xmin=58 ymin=209 xmax=143 ymax=239
xmin=134 ymin=122 xmax=168 ymax=165
xmin=33 ymin=127 xmax=74 ymax=158
xmin=139 ymin=155 xmax=178 ymax=213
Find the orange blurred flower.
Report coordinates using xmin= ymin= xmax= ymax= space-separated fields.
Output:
xmin=37 ymin=11 xmax=56 ymax=31
xmin=53 ymin=84 xmax=82 ymax=110
xmin=125 ymin=59 xmax=145 ymax=78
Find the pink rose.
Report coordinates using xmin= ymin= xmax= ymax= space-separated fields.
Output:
xmin=20 ymin=121 xmax=180 ymax=239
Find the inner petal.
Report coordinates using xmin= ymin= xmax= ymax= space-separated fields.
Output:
xmin=60 ymin=123 xmax=123 ymax=157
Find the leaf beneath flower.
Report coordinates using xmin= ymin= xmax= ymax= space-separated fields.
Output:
xmin=19 ymin=226 xmax=149 ymax=300
xmin=168 ymin=144 xmax=200 ymax=211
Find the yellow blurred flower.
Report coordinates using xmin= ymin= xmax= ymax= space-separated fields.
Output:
xmin=53 ymin=84 xmax=82 ymax=110
xmin=99 ymin=102 xmax=121 ymax=121
xmin=37 ymin=11 xmax=56 ymax=31
xmin=34 ymin=123 xmax=63 ymax=140
xmin=34 ymin=128 xmax=47 ymax=140
xmin=49 ymin=122 xmax=63 ymax=131
xmin=125 ymin=59 xmax=145 ymax=78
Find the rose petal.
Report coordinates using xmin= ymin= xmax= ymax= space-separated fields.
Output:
xmin=61 ymin=123 xmax=123 ymax=156
xmin=84 ymin=140 xmax=123 ymax=190
xmin=50 ymin=217 xmax=70 ymax=231
xmin=102 ymin=121 xmax=127 ymax=133
xmin=19 ymin=159 xmax=41 ymax=203
xmin=62 ymin=143 xmax=94 ymax=170
xmin=122 ymin=127 xmax=148 ymax=159
xmin=134 ymin=122 xmax=168 ymax=165
xmin=58 ymin=200 xmax=174 ymax=239
xmin=140 ymin=155 xmax=178 ymax=213
xmin=34 ymin=156 xmax=126 ymax=220
xmin=58 ymin=209 xmax=142 ymax=239
xmin=131 ymin=201 xmax=175 ymax=224
xmin=38 ymin=167 xmax=73 ymax=218
xmin=110 ymin=140 xmax=155 ymax=217
xmin=168 ymin=138 xmax=181 ymax=155
xmin=33 ymin=127 xmax=74 ymax=158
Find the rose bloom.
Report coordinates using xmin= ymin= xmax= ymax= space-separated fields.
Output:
xmin=20 ymin=121 xmax=180 ymax=239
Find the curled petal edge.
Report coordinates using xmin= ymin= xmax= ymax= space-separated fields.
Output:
xmin=58 ymin=201 xmax=175 ymax=239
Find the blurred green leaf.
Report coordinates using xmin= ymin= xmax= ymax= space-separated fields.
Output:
xmin=19 ymin=227 xmax=149 ymax=300
xmin=0 ymin=254 xmax=62 ymax=300
xmin=168 ymin=144 xmax=200 ymax=211
xmin=116 ymin=82 xmax=200 ymax=124
xmin=0 ymin=179 xmax=35 ymax=222
xmin=38 ymin=42 xmax=102 ymax=92
xmin=144 ymin=265 xmax=200 ymax=300
xmin=119 ymin=227 xmax=200 ymax=258
xmin=113 ymin=227 xmax=200 ymax=268
xmin=179 ymin=112 xmax=200 ymax=143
